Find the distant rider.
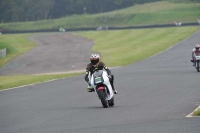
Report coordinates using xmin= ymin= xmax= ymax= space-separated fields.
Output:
xmin=84 ymin=54 xmax=117 ymax=94
xmin=191 ymin=44 xmax=200 ymax=66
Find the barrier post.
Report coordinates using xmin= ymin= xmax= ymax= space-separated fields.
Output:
xmin=0 ymin=48 xmax=6 ymax=58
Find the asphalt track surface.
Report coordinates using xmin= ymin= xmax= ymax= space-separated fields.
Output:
xmin=1 ymin=31 xmax=200 ymax=133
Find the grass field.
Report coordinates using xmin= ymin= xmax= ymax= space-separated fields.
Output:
xmin=0 ymin=1 xmax=200 ymax=30
xmin=75 ymin=26 xmax=199 ymax=67
xmin=0 ymin=73 xmax=83 ymax=90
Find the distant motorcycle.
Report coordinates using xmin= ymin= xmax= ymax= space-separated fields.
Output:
xmin=89 ymin=70 xmax=114 ymax=108
xmin=192 ymin=52 xmax=200 ymax=72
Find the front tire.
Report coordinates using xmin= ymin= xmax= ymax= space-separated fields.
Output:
xmin=97 ymin=89 xmax=108 ymax=108
xmin=196 ymin=60 xmax=199 ymax=72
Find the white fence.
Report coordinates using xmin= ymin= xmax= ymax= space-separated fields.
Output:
xmin=0 ymin=48 xmax=6 ymax=58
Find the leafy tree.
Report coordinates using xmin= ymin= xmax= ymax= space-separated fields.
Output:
xmin=39 ymin=0 xmax=54 ymax=19
xmin=1 ymin=0 xmax=198 ymax=23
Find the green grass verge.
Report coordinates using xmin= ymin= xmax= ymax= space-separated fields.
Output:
xmin=192 ymin=108 xmax=200 ymax=116
xmin=74 ymin=26 xmax=200 ymax=67
xmin=0 ymin=26 xmax=199 ymax=90
xmin=0 ymin=1 xmax=200 ymax=30
xmin=0 ymin=73 xmax=84 ymax=90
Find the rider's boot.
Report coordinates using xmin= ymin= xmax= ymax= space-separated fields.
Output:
xmin=110 ymin=82 xmax=117 ymax=94
xmin=109 ymin=75 xmax=118 ymax=94
xmin=87 ymin=85 xmax=94 ymax=92
xmin=113 ymin=88 xmax=118 ymax=94
xmin=191 ymin=60 xmax=195 ymax=66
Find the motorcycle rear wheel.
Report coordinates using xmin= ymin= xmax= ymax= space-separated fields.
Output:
xmin=97 ymin=89 xmax=109 ymax=108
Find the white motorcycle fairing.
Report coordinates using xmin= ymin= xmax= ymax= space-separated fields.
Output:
xmin=90 ymin=70 xmax=114 ymax=101
xmin=194 ymin=52 xmax=200 ymax=72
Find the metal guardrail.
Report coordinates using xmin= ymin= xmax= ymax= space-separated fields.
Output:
xmin=0 ymin=48 xmax=6 ymax=58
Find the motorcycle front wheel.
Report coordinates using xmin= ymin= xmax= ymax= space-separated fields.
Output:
xmin=97 ymin=89 xmax=109 ymax=108
xmin=196 ymin=60 xmax=199 ymax=72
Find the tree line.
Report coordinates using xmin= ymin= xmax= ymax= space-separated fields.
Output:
xmin=0 ymin=0 xmax=199 ymax=23
xmin=0 ymin=0 xmax=162 ymax=23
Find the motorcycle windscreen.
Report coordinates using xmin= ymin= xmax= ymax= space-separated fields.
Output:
xmin=93 ymin=70 xmax=104 ymax=85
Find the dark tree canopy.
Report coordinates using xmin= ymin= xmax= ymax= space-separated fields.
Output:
xmin=0 ymin=0 xmax=198 ymax=23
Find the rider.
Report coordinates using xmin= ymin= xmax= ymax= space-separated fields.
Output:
xmin=84 ymin=54 xmax=118 ymax=94
xmin=191 ymin=44 xmax=200 ymax=66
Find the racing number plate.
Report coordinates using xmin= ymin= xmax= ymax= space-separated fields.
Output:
xmin=196 ymin=56 xmax=200 ymax=60
xmin=95 ymin=77 xmax=102 ymax=83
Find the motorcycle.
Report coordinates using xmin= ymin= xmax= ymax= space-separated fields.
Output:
xmin=89 ymin=70 xmax=114 ymax=108
xmin=193 ymin=52 xmax=200 ymax=72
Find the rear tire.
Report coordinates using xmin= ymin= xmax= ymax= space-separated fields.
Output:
xmin=97 ymin=89 xmax=108 ymax=108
